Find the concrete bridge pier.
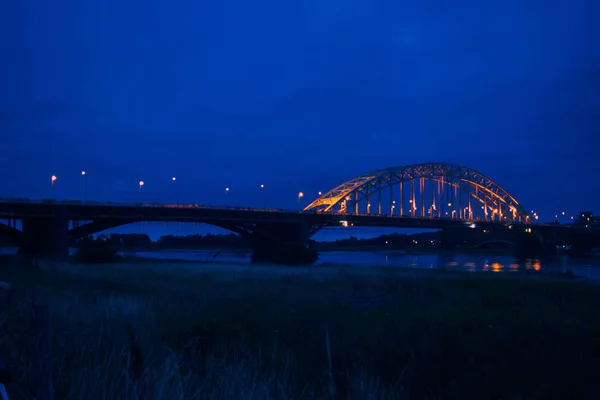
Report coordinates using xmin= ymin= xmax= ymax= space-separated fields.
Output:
xmin=514 ymin=230 xmax=545 ymax=259
xmin=19 ymin=208 xmax=70 ymax=260
xmin=250 ymin=220 xmax=316 ymax=265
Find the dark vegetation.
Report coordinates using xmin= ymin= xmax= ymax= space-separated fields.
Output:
xmin=74 ymin=229 xmax=520 ymax=252
xmin=73 ymin=233 xmax=246 ymax=250
xmin=251 ymin=241 xmax=319 ymax=265
xmin=156 ymin=233 xmax=246 ymax=249
xmin=75 ymin=234 xmax=319 ymax=265
xmin=73 ymin=235 xmax=120 ymax=263
xmin=315 ymin=229 xmax=518 ymax=252
xmin=1 ymin=262 xmax=599 ymax=399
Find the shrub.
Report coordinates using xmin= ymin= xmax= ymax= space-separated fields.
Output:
xmin=73 ymin=236 xmax=120 ymax=264
xmin=251 ymin=242 xmax=319 ymax=265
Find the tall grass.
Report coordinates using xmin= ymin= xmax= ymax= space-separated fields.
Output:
xmin=1 ymin=260 xmax=600 ymax=399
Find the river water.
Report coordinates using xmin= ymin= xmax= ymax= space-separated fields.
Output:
xmin=124 ymin=249 xmax=600 ymax=281
xmin=2 ymin=246 xmax=599 ymax=281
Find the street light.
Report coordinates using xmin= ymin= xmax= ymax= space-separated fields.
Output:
xmin=51 ymin=175 xmax=57 ymax=196
xmin=170 ymin=177 xmax=177 ymax=204
xmin=298 ymin=191 xmax=304 ymax=208
xmin=81 ymin=170 xmax=88 ymax=201
xmin=139 ymin=181 xmax=144 ymax=190
xmin=318 ymin=191 xmax=322 ymax=196
xmin=260 ymin=184 xmax=266 ymax=208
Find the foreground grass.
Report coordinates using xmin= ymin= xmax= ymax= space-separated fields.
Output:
xmin=1 ymin=260 xmax=600 ymax=399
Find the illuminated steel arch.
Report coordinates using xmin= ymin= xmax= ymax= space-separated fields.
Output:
xmin=303 ymin=163 xmax=532 ymax=223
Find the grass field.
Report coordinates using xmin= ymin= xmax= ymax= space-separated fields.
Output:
xmin=1 ymin=259 xmax=600 ymax=399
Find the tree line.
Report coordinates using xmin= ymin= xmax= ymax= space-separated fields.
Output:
xmin=74 ymin=229 xmax=519 ymax=251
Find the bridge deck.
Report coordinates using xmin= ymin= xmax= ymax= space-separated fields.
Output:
xmin=0 ymin=198 xmax=595 ymax=234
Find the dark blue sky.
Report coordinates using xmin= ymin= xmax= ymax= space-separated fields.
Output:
xmin=1 ymin=1 xmax=598 ymax=225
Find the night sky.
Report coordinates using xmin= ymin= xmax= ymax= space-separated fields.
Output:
xmin=1 ymin=1 xmax=598 ymax=238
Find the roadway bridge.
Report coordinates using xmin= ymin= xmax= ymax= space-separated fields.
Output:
xmin=0 ymin=162 xmax=597 ymax=263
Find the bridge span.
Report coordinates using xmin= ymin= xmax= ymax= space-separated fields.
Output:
xmin=0 ymin=162 xmax=597 ymax=263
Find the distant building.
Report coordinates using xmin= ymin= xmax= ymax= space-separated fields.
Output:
xmin=576 ymin=211 xmax=599 ymax=227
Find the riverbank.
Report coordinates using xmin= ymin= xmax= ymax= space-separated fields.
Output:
xmin=1 ymin=259 xmax=599 ymax=399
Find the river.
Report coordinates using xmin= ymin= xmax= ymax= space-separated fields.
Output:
xmin=124 ymin=248 xmax=600 ymax=281
xmin=2 ymin=246 xmax=599 ymax=281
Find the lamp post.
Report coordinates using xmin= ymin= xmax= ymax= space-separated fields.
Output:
xmin=51 ymin=175 xmax=57 ymax=197
xmin=171 ymin=177 xmax=176 ymax=204
xmin=225 ymin=187 xmax=230 ymax=206
xmin=138 ymin=181 xmax=144 ymax=204
xmin=297 ymin=191 xmax=304 ymax=208
xmin=81 ymin=170 xmax=87 ymax=201
xmin=260 ymin=184 xmax=265 ymax=208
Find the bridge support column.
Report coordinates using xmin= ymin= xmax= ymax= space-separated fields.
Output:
xmin=19 ymin=208 xmax=70 ymax=260
xmin=514 ymin=231 xmax=544 ymax=259
xmin=250 ymin=220 xmax=317 ymax=265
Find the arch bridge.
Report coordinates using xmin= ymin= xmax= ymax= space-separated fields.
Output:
xmin=303 ymin=163 xmax=533 ymax=224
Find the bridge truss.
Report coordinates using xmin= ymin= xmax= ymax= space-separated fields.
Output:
xmin=303 ymin=163 xmax=532 ymax=223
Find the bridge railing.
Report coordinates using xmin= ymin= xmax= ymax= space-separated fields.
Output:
xmin=307 ymin=209 xmax=530 ymax=223
xmin=0 ymin=198 xmax=298 ymax=213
